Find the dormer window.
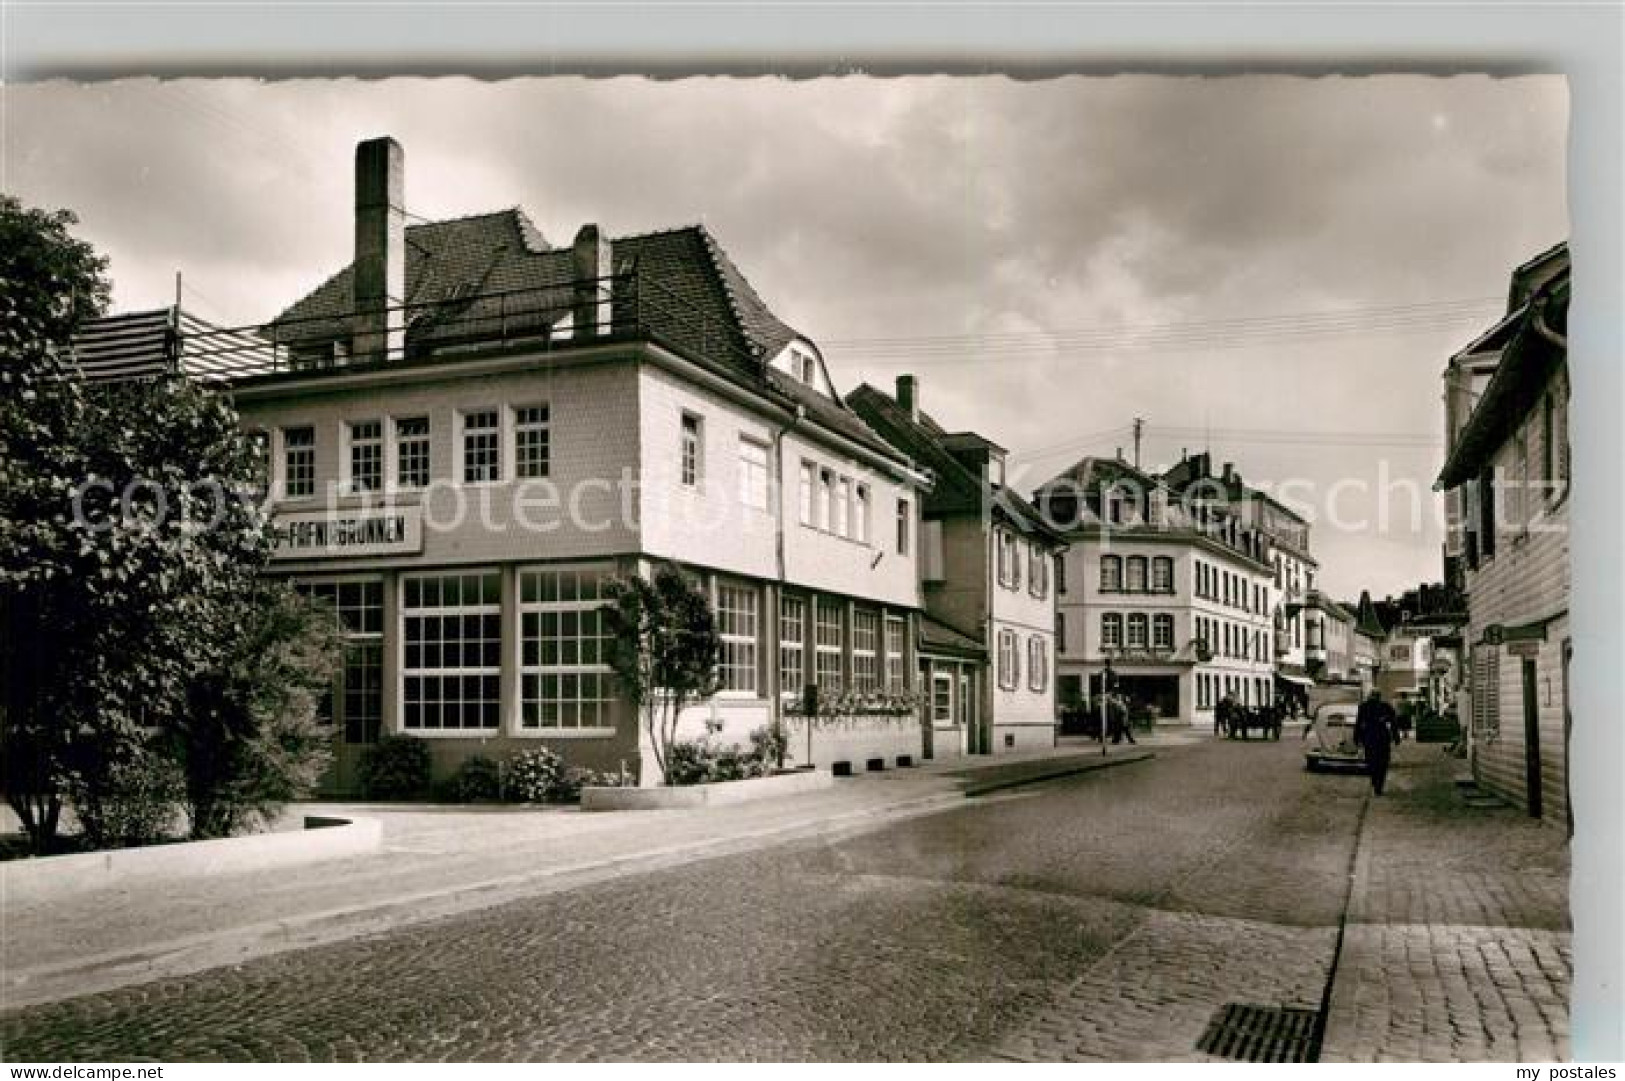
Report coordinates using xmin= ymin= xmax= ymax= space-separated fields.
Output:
xmin=789 ymin=347 xmax=816 ymax=386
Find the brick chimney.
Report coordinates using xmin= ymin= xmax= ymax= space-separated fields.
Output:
xmin=572 ymin=223 xmax=612 ymax=338
xmin=353 ymin=137 xmax=406 ymax=362
xmin=896 ymin=374 xmax=919 ymax=423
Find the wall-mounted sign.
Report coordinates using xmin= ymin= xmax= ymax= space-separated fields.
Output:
xmin=1506 ymin=639 xmax=1542 ymax=659
xmin=271 ymin=507 xmax=423 ymax=560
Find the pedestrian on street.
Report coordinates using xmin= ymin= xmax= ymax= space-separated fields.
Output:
xmin=1354 ymin=688 xmax=1398 ymax=796
xmin=1109 ymin=695 xmax=1137 ymax=745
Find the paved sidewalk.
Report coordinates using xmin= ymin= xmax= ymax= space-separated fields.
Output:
xmin=2 ymin=743 xmax=1153 ymax=1012
xmin=1320 ymin=742 xmax=1572 ymax=1062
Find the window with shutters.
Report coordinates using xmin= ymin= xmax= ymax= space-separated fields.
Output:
xmin=997 ymin=629 xmax=1020 ymax=690
xmin=1473 ymin=647 xmax=1501 ymax=739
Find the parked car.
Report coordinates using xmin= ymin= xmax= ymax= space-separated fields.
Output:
xmin=1305 ymin=692 xmax=1368 ymax=774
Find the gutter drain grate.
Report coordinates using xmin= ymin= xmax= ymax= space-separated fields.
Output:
xmin=1196 ymin=1004 xmax=1322 ymax=1062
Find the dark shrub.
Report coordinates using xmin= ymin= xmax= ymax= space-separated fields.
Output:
xmin=449 ymin=755 xmax=503 ymax=802
xmin=69 ymin=746 xmax=185 ymax=850
xmin=357 ymin=734 xmax=431 ymax=800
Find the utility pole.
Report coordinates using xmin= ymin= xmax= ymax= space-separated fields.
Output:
xmin=1132 ymin=417 xmax=1144 ymax=470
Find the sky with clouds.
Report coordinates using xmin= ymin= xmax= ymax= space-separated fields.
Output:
xmin=3 ymin=75 xmax=1568 ymax=600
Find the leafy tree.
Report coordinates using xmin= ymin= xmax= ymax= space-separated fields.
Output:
xmin=2 ymin=196 xmax=112 ymax=852
xmin=603 ymin=564 xmax=721 ymax=785
xmin=2 ymin=195 xmax=303 ymax=852
xmin=1 ymin=194 xmax=111 ymax=343
xmin=159 ymin=583 xmax=342 ymax=838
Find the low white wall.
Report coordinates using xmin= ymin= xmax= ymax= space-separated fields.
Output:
xmin=992 ymin=721 xmax=1059 ymax=754
xmin=785 ymin=714 xmax=923 ymax=773
xmin=581 ymin=768 xmax=834 ymax=811
xmin=3 ymin=816 xmax=383 ymax=906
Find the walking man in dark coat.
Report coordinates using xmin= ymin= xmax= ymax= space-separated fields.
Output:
xmin=1354 ymin=688 xmax=1399 ymax=796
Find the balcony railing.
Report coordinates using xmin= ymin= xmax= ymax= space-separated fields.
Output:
xmin=176 ymin=267 xmax=758 ymax=383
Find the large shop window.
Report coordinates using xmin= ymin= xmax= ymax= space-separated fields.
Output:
xmin=815 ymin=599 xmax=845 ymax=691
xmin=520 ymin=566 xmax=615 ymax=731
xmin=717 ymin=582 xmax=761 ymax=694
xmin=780 ymin=595 xmax=807 ymax=693
xmin=404 ymin=571 xmax=502 ymax=731
xmin=851 ymin=609 xmax=879 ymax=693
xmin=295 ymin=579 xmax=383 ymax=744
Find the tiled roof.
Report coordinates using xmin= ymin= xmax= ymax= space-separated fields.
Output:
xmin=264 ymin=208 xmax=898 ymax=461
xmin=846 ymin=384 xmax=985 ymax=514
xmin=918 ymin=612 xmax=986 ymax=658
xmin=269 ymin=212 xmax=803 ymax=375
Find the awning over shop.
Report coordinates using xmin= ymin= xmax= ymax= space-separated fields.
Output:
xmin=1275 ymin=672 xmax=1316 ymax=688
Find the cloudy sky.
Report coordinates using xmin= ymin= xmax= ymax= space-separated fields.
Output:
xmin=3 ymin=76 xmax=1568 ymax=599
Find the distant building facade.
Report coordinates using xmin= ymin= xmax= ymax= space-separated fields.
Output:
xmin=848 ymin=376 xmax=1067 ymax=756
xmin=1037 ymin=457 xmax=1276 ymax=728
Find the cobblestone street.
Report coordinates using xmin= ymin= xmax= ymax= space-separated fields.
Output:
xmin=1 ymin=736 xmax=1569 ymax=1061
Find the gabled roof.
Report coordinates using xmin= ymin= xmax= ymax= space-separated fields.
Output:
xmin=846 ymin=383 xmax=987 ymax=514
xmin=1438 ymin=245 xmax=1569 ymax=489
xmin=847 ymin=384 xmax=1063 ymax=545
xmin=1351 ymin=591 xmax=1387 ymax=638
xmin=1039 ymin=454 xmax=1163 ymax=497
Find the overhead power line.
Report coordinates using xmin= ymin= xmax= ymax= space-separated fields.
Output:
xmin=822 ymin=296 xmax=1503 ymax=364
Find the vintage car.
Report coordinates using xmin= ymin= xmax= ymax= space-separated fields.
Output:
xmin=1304 ymin=687 xmax=1368 ymax=774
